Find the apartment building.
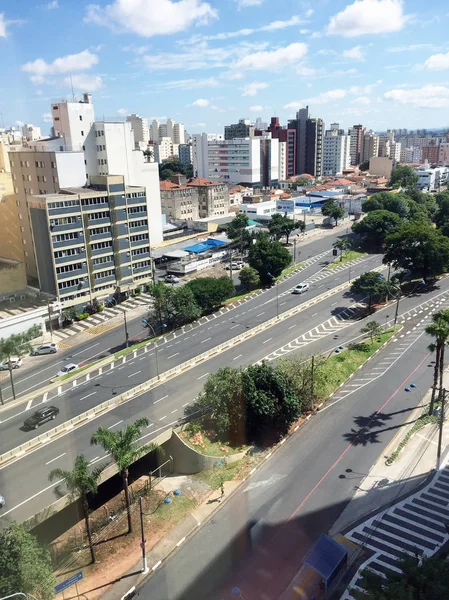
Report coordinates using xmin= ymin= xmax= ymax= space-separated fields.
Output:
xmin=288 ymin=107 xmax=324 ymax=177
xmin=153 ymin=137 xmax=178 ymax=162
xmin=390 ymin=141 xmax=402 ymax=162
xmin=149 ymin=118 xmax=185 ymax=145
xmin=361 ymin=132 xmax=379 ymax=163
xmin=126 ymin=114 xmax=149 ymax=149
xmin=349 ymin=124 xmax=365 ymax=165
xmin=438 ymin=143 xmax=449 ymax=166
xmin=179 ymin=143 xmax=192 ymax=169
xmin=422 ymin=144 xmax=439 ymax=164
xmin=192 ymin=133 xmax=224 ymax=178
xmin=268 ymin=117 xmax=296 ymax=178
xmin=159 ymin=180 xmax=199 ymax=220
xmin=187 ymin=178 xmax=230 ymax=217
xmin=224 ymin=119 xmax=254 ymax=140
xmin=323 ymin=124 xmax=350 ymax=176
xmin=28 ymin=175 xmax=152 ymax=307
xmin=22 ymin=124 xmax=41 ymax=141
xmin=51 ymin=93 xmax=95 ymax=151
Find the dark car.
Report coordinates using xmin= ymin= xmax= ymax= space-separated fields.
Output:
xmin=24 ymin=406 xmax=59 ymax=430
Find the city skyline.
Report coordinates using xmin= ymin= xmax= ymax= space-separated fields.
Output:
xmin=1 ymin=0 xmax=449 ymax=134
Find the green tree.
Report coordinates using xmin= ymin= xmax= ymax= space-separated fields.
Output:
xmin=277 ymin=355 xmax=317 ymax=412
xmin=146 ymin=282 xmax=201 ymax=330
xmin=0 ymin=325 xmax=40 ymax=399
xmin=389 ymin=164 xmax=419 ymax=190
xmin=49 ymin=455 xmax=106 ymax=564
xmin=321 ymin=200 xmax=345 ymax=225
xmin=360 ymin=320 xmax=383 ymax=344
xmin=355 ymin=554 xmax=449 ymax=600
xmin=332 ymin=236 xmax=350 ymax=261
xmin=288 ymin=176 xmax=311 ymax=189
xmin=226 ymin=213 xmax=252 ymax=254
xmin=91 ymin=418 xmax=160 ymax=534
xmin=0 ymin=522 xmax=55 ymax=600
xmin=159 ymin=159 xmax=185 ymax=180
xmin=350 ymin=272 xmax=391 ymax=308
xmin=362 ymin=192 xmax=410 ymax=218
xmin=352 ymin=210 xmax=402 ymax=251
xmin=383 ymin=222 xmax=449 ymax=282
xmin=359 ymin=159 xmax=369 ymax=171
xmin=239 ymin=266 xmax=260 ymax=289
xmin=248 ymin=233 xmax=292 ymax=284
xmin=425 ymin=309 xmax=449 ymax=415
xmin=268 ymin=213 xmax=296 ymax=244
xmin=186 ymin=276 xmax=235 ymax=313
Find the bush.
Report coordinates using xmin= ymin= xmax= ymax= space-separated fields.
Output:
xmin=186 ymin=277 xmax=235 ymax=313
xmin=135 ymin=286 xmax=142 ymax=295
xmin=76 ymin=312 xmax=89 ymax=321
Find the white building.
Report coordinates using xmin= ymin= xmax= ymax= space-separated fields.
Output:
xmin=22 ymin=124 xmax=41 ymax=141
xmin=153 ymin=137 xmax=178 ymax=162
xmin=400 ymin=146 xmax=421 ymax=164
xmin=323 ymin=124 xmax=350 ymax=175
xmin=278 ymin=141 xmax=287 ymax=182
xmin=362 ymin=132 xmax=379 ymax=163
xmin=238 ymin=200 xmax=278 ymax=221
xmin=192 ymin=133 xmax=224 ymax=178
xmin=51 ymin=93 xmax=95 ymax=151
xmin=415 ymin=165 xmax=449 ymax=191
xmin=150 ymin=119 xmax=160 ymax=143
xmin=438 ymin=143 xmax=449 ymax=166
xmin=390 ymin=141 xmax=402 ymax=162
xmin=126 ymin=114 xmax=149 ymax=148
xmin=173 ymin=122 xmax=185 ymax=145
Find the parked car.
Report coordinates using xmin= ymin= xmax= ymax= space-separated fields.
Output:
xmin=292 ymin=283 xmax=310 ymax=295
xmin=164 ymin=274 xmax=180 ymax=284
xmin=31 ymin=343 xmax=59 ymax=356
xmin=0 ymin=357 xmax=23 ymax=370
xmin=225 ymin=262 xmax=244 ymax=271
xmin=56 ymin=363 xmax=78 ymax=377
xmin=0 ymin=495 xmax=4 ymax=508
xmin=24 ymin=406 xmax=59 ymax=430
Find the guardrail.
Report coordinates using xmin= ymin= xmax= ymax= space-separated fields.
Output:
xmin=0 ymin=266 xmax=386 ymax=469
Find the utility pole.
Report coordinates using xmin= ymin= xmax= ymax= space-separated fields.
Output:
xmin=293 ymin=237 xmax=297 ymax=264
xmin=123 ymin=312 xmax=130 ymax=347
xmin=47 ymin=301 xmax=54 ymax=343
xmin=393 ymin=293 xmax=401 ymax=329
xmin=437 ymin=388 xmax=446 ymax=470
xmin=139 ymin=497 xmax=149 ymax=573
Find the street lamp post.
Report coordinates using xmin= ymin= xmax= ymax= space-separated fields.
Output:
xmin=139 ymin=496 xmax=149 ymax=573
xmin=437 ymin=388 xmax=446 ymax=470
xmin=142 ymin=319 xmax=166 ymax=379
xmin=123 ymin=311 xmax=130 ymax=347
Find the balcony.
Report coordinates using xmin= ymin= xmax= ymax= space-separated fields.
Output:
xmin=87 ymin=216 xmax=111 ymax=226
xmin=127 ymin=209 xmax=148 ymax=220
xmin=52 ymin=236 xmax=83 ymax=250
xmin=81 ymin=201 xmax=110 ymax=212
xmin=88 ymin=229 xmax=112 ymax=242
xmin=132 ymin=265 xmax=151 ymax=275
xmin=127 ymin=195 xmax=147 ymax=206
xmin=58 ymin=280 xmax=89 ymax=296
xmin=94 ymin=273 xmax=116 ymax=286
xmin=92 ymin=259 xmax=114 ymax=272
xmin=131 ymin=250 xmax=150 ymax=261
xmin=56 ymin=264 xmax=88 ymax=280
xmin=50 ymin=221 xmax=83 ymax=234
xmin=54 ymin=249 xmax=87 ymax=265
xmin=128 ymin=224 xmax=148 ymax=235
xmin=130 ymin=236 xmax=149 ymax=248
xmin=91 ymin=245 xmax=113 ymax=257
xmin=48 ymin=206 xmax=80 ymax=217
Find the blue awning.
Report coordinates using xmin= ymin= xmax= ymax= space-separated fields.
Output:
xmin=303 ymin=535 xmax=347 ymax=582
xmin=183 ymin=238 xmax=227 ymax=254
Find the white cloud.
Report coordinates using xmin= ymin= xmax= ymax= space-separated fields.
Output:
xmin=232 ymin=42 xmax=307 ymax=70
xmin=306 ymin=89 xmax=348 ymax=104
xmin=42 ymin=112 xmax=53 ymax=123
xmin=296 ymin=65 xmax=318 ymax=76
xmin=249 ymin=105 xmax=265 ymax=112
xmin=384 ymin=85 xmax=449 ymax=108
xmin=117 ymin=108 xmax=128 ymax=116
xmin=317 ymin=49 xmax=337 ymax=56
xmin=343 ymin=45 xmax=365 ymax=60
xmin=15 ymin=120 xmax=24 ymax=127
xmin=241 ymin=81 xmax=269 ymax=96
xmin=0 ymin=12 xmax=7 ymax=37
xmin=162 ymin=77 xmax=219 ymax=89
xmin=22 ymin=50 xmax=99 ymax=81
xmin=284 ymin=83 xmax=379 ymax=109
xmin=191 ymin=98 xmax=210 ymax=107
xmin=35 ymin=89 xmax=43 ymax=96
xmin=351 ymin=96 xmax=370 ymax=105
xmin=85 ymin=0 xmax=218 ymax=37
xmin=45 ymin=0 xmax=59 ymax=9
xmin=237 ymin=0 xmax=262 ymax=7
xmin=387 ymin=43 xmax=434 ymax=52
xmin=327 ymin=0 xmax=407 ymax=37
xmin=229 ymin=72 xmax=244 ymax=80
xmin=64 ymin=73 xmax=104 ymax=92
xmin=421 ymin=51 xmax=449 ymax=71
xmin=122 ymin=44 xmax=150 ymax=55
xmin=261 ymin=16 xmax=305 ymax=31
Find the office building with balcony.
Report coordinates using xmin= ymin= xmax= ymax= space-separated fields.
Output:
xmin=27 ymin=175 xmax=152 ymax=307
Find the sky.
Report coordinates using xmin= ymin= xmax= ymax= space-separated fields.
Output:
xmin=1 ymin=0 xmax=449 ymax=136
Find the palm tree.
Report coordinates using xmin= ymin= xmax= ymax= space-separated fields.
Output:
xmin=425 ymin=309 xmax=449 ymax=415
xmin=360 ymin=320 xmax=383 ymax=344
xmin=49 ymin=455 xmax=107 ymax=563
xmin=0 ymin=329 xmax=37 ymax=399
xmin=333 ymin=237 xmax=349 ymax=262
xmin=91 ymin=418 xmax=160 ymax=533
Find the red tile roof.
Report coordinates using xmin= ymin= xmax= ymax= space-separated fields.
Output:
xmin=187 ymin=177 xmax=222 ymax=187
xmin=160 ymin=180 xmax=189 ymax=191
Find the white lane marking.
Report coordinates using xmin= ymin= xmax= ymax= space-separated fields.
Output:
xmin=0 ymin=478 xmax=64 ymax=517
xmin=146 ymin=423 xmax=154 ymax=428
xmin=191 ymin=333 xmax=197 ymax=337
xmin=230 ymin=324 xmax=239 ymax=330
xmin=152 ymin=560 xmax=162 ymax=571
xmin=128 ymin=370 xmax=142 ymax=378
xmin=233 ymin=354 xmax=243 ymax=360
xmin=288 ymin=325 xmax=296 ymax=330
xmin=176 ymin=537 xmax=186 ymax=547
xmin=108 ymin=420 xmax=123 ymax=430
xmin=80 ymin=392 xmax=96 ymax=401
xmin=167 ymin=353 xmax=179 ymax=359
xmin=159 ymin=416 xmax=167 ymax=420
xmin=312 ymin=312 xmax=318 ymax=317
xmin=182 ymin=402 xmax=189 ymax=407
xmin=280 ymin=301 xmax=287 ymax=306
xmin=118 ymin=366 xmax=125 ymax=370
xmin=71 ymin=342 xmax=100 ymax=358
xmin=171 ymin=409 xmax=178 ymax=414
xmin=154 ymin=395 xmax=168 ymax=404
xmin=25 ymin=399 xmax=33 ymax=411
xmin=45 ymin=453 xmax=66 ymax=466
xmin=139 ymin=357 xmax=146 ymax=361
xmin=197 ymin=373 xmax=209 ymax=380
xmin=331 ymin=301 xmax=337 ymax=306
xmin=42 ymin=392 xmax=48 ymax=402
xmin=257 ymin=312 xmax=265 ymax=317
xmin=201 ymin=337 xmax=212 ymax=344
xmin=263 ymin=338 xmax=273 ymax=344
xmin=89 ymin=456 xmax=99 ymax=464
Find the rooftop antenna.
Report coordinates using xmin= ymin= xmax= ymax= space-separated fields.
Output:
xmin=70 ymin=75 xmax=75 ymax=102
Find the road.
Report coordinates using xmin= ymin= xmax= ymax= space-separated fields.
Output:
xmin=136 ymin=290 xmax=443 ymax=600
xmin=0 ymin=230 xmax=345 ymax=404
xmin=0 ymin=253 xmax=382 ymax=455
xmin=0 ymin=273 xmax=446 ymax=530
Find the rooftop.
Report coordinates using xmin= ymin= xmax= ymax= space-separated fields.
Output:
xmin=187 ymin=177 xmax=223 ymax=187
xmin=160 ymin=180 xmax=189 ymax=191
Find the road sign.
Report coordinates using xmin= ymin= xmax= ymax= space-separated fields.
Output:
xmin=55 ymin=571 xmax=83 ymax=594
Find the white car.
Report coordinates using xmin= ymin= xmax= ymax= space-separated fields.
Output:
xmin=0 ymin=357 xmax=23 ymax=370
xmin=32 ymin=343 xmax=59 ymax=356
xmin=293 ymin=283 xmax=310 ymax=295
xmin=56 ymin=363 xmax=78 ymax=377
xmin=0 ymin=495 xmax=4 ymax=508
xmin=225 ymin=262 xmax=244 ymax=270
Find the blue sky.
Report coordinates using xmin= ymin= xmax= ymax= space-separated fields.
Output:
xmin=1 ymin=0 xmax=449 ymax=136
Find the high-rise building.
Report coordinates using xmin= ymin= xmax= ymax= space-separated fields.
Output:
xmin=187 ymin=177 xmax=230 ymax=218
xmin=255 ymin=117 xmax=268 ymax=131
xmin=22 ymin=124 xmax=41 ymax=141
xmin=288 ymin=107 xmax=324 ymax=176
xmin=173 ymin=123 xmax=185 ymax=145
xmin=150 ymin=119 xmax=160 ymax=143
xmin=178 ymin=143 xmax=192 ymax=169
xmin=361 ymin=131 xmax=379 ymax=163
xmin=126 ymin=114 xmax=149 ymax=148
xmin=278 ymin=141 xmax=287 ymax=182
xmin=378 ymin=135 xmax=391 ymax=158
xmin=323 ymin=123 xmax=350 ymax=175
xmin=192 ymin=133 xmax=224 ymax=178
xmin=288 ymin=106 xmax=309 ymax=175
xmin=422 ymin=144 xmax=439 ymax=164
xmin=438 ymin=143 xmax=449 ymax=166
xmin=268 ymin=117 xmax=296 ymax=178
xmin=349 ymin=124 xmax=365 ymax=165
xmin=28 ymin=175 xmax=153 ymax=307
xmin=390 ymin=141 xmax=402 ymax=162
xmin=51 ymin=93 xmax=95 ymax=151
xmin=153 ymin=137 xmax=178 ymax=163
xmin=224 ymin=119 xmax=254 ymax=140
xmin=160 ymin=180 xmax=199 ymax=221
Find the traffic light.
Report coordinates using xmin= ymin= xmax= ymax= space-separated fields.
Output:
xmin=332 ymin=248 xmax=338 ymax=256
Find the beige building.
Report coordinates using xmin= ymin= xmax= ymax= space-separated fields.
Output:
xmin=0 ymin=258 xmax=27 ymax=300
xmin=160 ymin=180 xmax=199 ymax=220
xmin=187 ymin=177 xmax=230 ymax=218
xmin=369 ymin=156 xmax=394 ymax=179
xmin=362 ymin=132 xmax=379 ymax=163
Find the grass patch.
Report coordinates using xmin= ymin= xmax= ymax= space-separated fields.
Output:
xmin=325 ymin=250 xmax=366 ymax=270
xmin=224 ymin=290 xmax=257 ymax=305
xmin=193 ymin=456 xmax=253 ymax=489
xmin=180 ymin=425 xmax=248 ymax=457
xmin=314 ymin=330 xmax=396 ymax=399
xmin=150 ymin=495 xmax=197 ymax=525
xmin=278 ymin=262 xmax=304 ymax=279
xmin=386 ymin=411 xmax=439 ymax=465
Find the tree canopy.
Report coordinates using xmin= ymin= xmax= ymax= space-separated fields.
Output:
xmin=239 ymin=266 xmax=260 ymax=289
xmin=352 ymin=209 xmax=402 ymax=251
xmin=321 ymin=200 xmax=345 ymax=225
xmin=359 ymin=159 xmax=370 ymax=171
xmin=362 ymin=192 xmax=410 ymax=218
xmin=383 ymin=222 xmax=449 ymax=281
xmin=248 ymin=233 xmax=292 ymax=284
xmin=186 ymin=276 xmax=235 ymax=313
xmin=226 ymin=213 xmax=253 ymax=252
xmin=146 ymin=282 xmax=201 ymax=330
xmin=0 ymin=522 xmax=55 ymax=600
xmin=159 ymin=159 xmax=193 ymax=180
xmin=389 ymin=164 xmax=419 ymax=190
xmin=268 ymin=213 xmax=296 ymax=243
xmin=350 ymin=272 xmax=392 ymax=306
